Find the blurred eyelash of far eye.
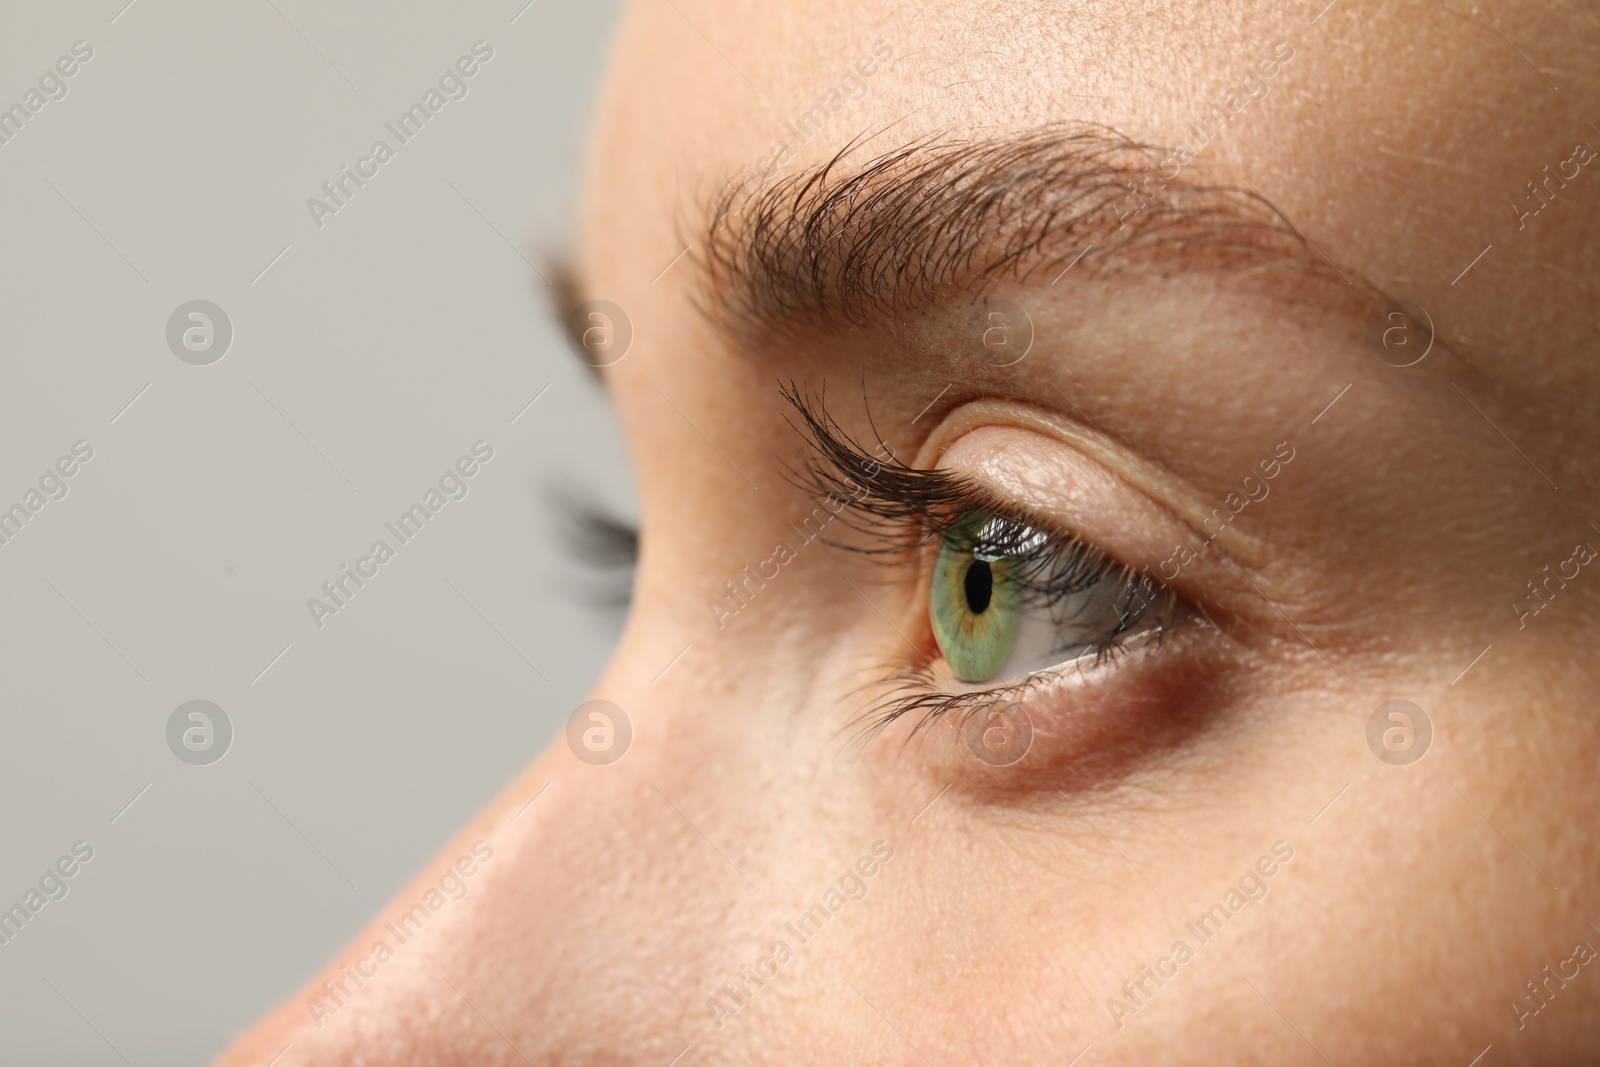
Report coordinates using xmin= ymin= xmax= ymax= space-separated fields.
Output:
xmin=553 ymin=489 xmax=638 ymax=609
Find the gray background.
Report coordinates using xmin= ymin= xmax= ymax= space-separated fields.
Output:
xmin=0 ymin=1 xmax=630 ymax=1062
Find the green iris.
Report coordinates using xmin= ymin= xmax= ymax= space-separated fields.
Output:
xmin=929 ymin=514 xmax=1021 ymax=682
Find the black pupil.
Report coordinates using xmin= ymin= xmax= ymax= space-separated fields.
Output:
xmin=964 ymin=559 xmax=993 ymax=614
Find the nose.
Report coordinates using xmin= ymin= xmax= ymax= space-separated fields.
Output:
xmin=211 ymin=633 xmax=794 ymax=1066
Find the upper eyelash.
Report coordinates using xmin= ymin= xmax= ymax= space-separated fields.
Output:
xmin=781 ymin=382 xmax=1177 ymax=746
xmin=780 ymin=380 xmax=1009 ymax=550
xmin=781 ymin=381 xmax=1161 ymax=606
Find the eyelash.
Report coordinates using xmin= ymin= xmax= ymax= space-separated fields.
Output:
xmin=782 ymin=384 xmax=1179 ymax=745
xmin=556 ymin=386 xmax=1182 ymax=744
xmin=554 ymin=489 xmax=639 ymax=610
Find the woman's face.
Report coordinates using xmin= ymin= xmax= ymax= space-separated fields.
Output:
xmin=219 ymin=1 xmax=1600 ymax=1063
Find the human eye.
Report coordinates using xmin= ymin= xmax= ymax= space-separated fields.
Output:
xmin=784 ymin=386 xmax=1192 ymax=760
xmin=928 ymin=509 xmax=1176 ymax=686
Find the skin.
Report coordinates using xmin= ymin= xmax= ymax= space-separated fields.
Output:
xmin=218 ymin=1 xmax=1600 ymax=1063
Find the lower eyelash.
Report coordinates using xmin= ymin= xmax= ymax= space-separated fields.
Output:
xmin=842 ymin=625 xmax=1173 ymax=753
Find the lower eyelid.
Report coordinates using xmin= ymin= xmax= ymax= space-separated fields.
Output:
xmin=879 ymin=622 xmax=1229 ymax=796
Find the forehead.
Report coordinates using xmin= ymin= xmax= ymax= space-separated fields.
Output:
xmin=583 ymin=0 xmax=1597 ymax=395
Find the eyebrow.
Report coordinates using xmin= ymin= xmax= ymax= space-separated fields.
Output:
xmin=692 ymin=123 xmax=1364 ymax=342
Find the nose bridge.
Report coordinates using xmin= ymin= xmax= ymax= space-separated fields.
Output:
xmin=212 ymin=606 xmax=804 ymax=1066
xmin=512 ymin=643 xmax=812 ymax=1040
xmin=569 ymin=643 xmax=768 ymax=895
xmin=461 ymin=663 xmax=794 ymax=1055
xmin=212 ymin=701 xmax=766 ymax=1066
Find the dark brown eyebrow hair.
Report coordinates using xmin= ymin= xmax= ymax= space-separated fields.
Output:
xmin=693 ymin=123 xmax=1366 ymax=342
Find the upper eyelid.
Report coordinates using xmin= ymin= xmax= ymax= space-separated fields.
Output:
xmin=785 ymin=383 xmax=1066 ymax=546
xmin=786 ymin=384 xmax=1170 ymax=597
xmin=795 ymin=384 xmax=1187 ymax=621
